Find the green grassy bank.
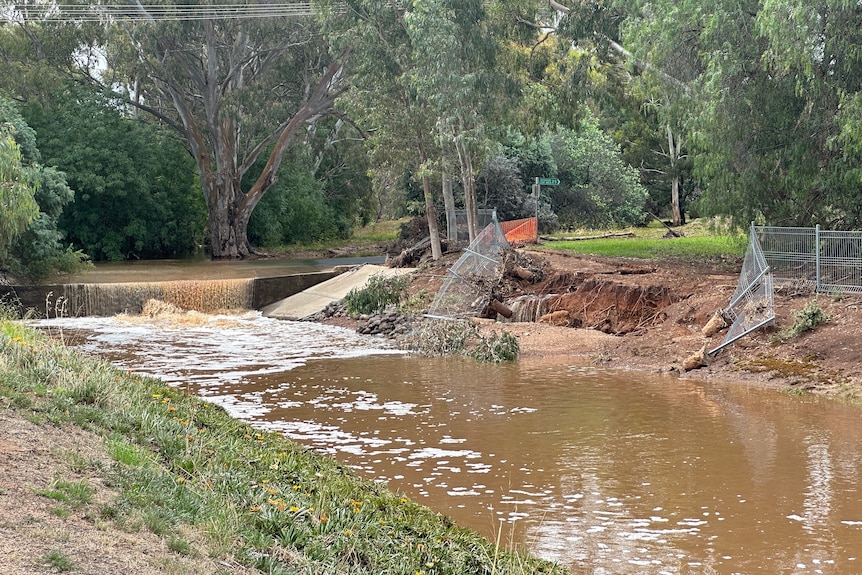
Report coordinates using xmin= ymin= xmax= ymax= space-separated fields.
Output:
xmin=0 ymin=320 xmax=566 ymax=575
xmin=541 ymin=219 xmax=747 ymax=263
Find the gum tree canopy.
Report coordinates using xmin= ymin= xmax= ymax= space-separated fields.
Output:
xmin=105 ymin=4 xmax=349 ymax=259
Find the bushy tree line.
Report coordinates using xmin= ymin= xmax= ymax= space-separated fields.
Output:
xmin=7 ymin=0 xmax=852 ymax=272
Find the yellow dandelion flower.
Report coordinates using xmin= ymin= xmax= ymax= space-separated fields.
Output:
xmin=250 ymin=505 xmax=262 ymax=512
xmin=177 ymin=477 xmax=186 ymax=484
xmin=289 ymin=506 xmax=300 ymax=512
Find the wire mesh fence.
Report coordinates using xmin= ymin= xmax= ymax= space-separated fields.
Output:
xmin=426 ymin=216 xmax=510 ymax=319
xmin=710 ymin=228 xmax=775 ymax=354
xmin=712 ymin=223 xmax=862 ymax=354
xmin=755 ymin=224 xmax=862 ymax=293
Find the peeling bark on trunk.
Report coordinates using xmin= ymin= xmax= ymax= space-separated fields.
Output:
xmin=442 ymin=170 xmax=457 ymax=242
xmin=667 ymin=125 xmax=685 ymax=227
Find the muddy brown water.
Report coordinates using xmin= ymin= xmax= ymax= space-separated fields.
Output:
xmin=58 ymin=255 xmax=385 ymax=283
xmin=35 ymin=314 xmax=862 ymax=574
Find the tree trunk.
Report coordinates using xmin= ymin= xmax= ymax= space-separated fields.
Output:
xmin=671 ymin=174 xmax=685 ymax=227
xmin=454 ymin=135 xmax=478 ymax=242
xmin=418 ymin=140 xmax=442 ymax=260
xmin=667 ymin=125 xmax=685 ymax=226
xmin=205 ymin=175 xmax=250 ymax=259
xmin=442 ymin=170 xmax=457 ymax=241
xmin=422 ymin=173 xmax=443 ymax=260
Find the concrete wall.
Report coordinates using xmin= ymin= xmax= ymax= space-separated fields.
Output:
xmin=0 ymin=270 xmax=344 ymax=318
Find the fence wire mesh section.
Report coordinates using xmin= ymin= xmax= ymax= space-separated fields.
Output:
xmin=819 ymin=230 xmax=862 ymax=293
xmin=427 ymin=218 xmax=510 ymax=319
xmin=755 ymin=226 xmax=817 ymax=287
xmin=711 ymin=232 xmax=775 ymax=355
xmin=755 ymin=225 xmax=862 ymax=293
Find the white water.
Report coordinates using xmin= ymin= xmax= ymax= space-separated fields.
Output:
xmin=34 ymin=312 xmax=403 ymax=387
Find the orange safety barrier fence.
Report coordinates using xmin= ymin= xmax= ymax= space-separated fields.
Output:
xmin=500 ymin=217 xmax=538 ymax=245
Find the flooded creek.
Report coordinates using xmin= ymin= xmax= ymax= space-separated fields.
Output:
xmin=35 ymin=314 xmax=862 ymax=574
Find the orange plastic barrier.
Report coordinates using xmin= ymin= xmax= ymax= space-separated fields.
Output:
xmin=500 ymin=217 xmax=538 ymax=245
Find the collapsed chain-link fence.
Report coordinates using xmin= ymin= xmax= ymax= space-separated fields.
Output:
xmin=427 ymin=216 xmax=510 ymax=319
xmin=710 ymin=228 xmax=774 ymax=354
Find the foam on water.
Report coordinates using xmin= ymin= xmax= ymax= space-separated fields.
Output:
xmin=34 ymin=313 xmax=403 ymax=385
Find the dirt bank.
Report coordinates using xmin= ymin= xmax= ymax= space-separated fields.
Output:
xmin=402 ymin=247 xmax=862 ymax=400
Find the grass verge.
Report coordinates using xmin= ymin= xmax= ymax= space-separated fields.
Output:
xmin=0 ymin=320 xmax=565 ymax=575
xmin=542 ymin=219 xmax=747 ymax=263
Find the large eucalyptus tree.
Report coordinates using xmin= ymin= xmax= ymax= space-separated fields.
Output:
xmin=102 ymin=4 xmax=349 ymax=258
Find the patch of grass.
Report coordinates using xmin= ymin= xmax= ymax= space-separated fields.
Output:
xmin=43 ymin=550 xmax=75 ymax=572
xmin=350 ymin=218 xmax=406 ymax=242
xmin=36 ymin=479 xmax=94 ymax=509
xmin=544 ymin=218 xmax=746 ymax=262
xmin=167 ymin=536 xmax=193 ymax=555
xmin=107 ymin=436 xmax=152 ymax=467
xmin=51 ymin=507 xmax=71 ymax=518
xmin=551 ymin=234 xmax=745 ymax=260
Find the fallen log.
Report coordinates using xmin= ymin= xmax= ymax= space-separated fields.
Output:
xmin=487 ymin=299 xmax=513 ymax=319
xmin=540 ymin=232 xmax=636 ymax=241
xmin=509 ymin=264 xmax=535 ymax=281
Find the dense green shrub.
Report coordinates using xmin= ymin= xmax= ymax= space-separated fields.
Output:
xmin=23 ymin=85 xmax=206 ymax=261
xmin=343 ymin=274 xmax=411 ymax=316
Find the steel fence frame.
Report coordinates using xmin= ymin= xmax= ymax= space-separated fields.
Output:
xmin=754 ymin=224 xmax=862 ymax=293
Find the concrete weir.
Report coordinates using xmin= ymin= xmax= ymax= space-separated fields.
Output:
xmin=2 ymin=269 xmax=344 ymax=318
xmin=1 ymin=264 xmax=416 ymax=319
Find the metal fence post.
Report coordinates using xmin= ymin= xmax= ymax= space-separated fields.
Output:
xmin=815 ymin=224 xmax=821 ymax=292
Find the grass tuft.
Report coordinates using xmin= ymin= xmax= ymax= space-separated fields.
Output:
xmin=43 ymin=550 xmax=75 ymax=572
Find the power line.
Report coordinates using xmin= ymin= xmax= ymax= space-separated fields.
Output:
xmin=5 ymin=3 xmax=324 ymax=22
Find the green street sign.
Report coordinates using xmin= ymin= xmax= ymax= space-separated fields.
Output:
xmin=537 ymin=177 xmax=560 ymax=186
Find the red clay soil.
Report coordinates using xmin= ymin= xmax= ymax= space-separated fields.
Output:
xmin=406 ymin=247 xmax=862 ymax=400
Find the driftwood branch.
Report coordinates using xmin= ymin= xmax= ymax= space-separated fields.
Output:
xmin=540 ymin=232 xmax=636 ymax=241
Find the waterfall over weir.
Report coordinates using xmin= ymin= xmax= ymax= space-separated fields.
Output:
xmin=55 ymin=279 xmax=255 ymax=317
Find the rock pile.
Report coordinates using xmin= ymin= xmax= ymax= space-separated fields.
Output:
xmin=356 ymin=308 xmax=414 ymax=338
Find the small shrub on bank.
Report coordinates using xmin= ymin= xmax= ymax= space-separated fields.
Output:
xmin=344 ymin=273 xmax=411 ymax=316
xmin=778 ymin=298 xmax=832 ymax=340
xmin=471 ymin=330 xmax=520 ymax=363
xmin=401 ymin=319 xmax=520 ymax=362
